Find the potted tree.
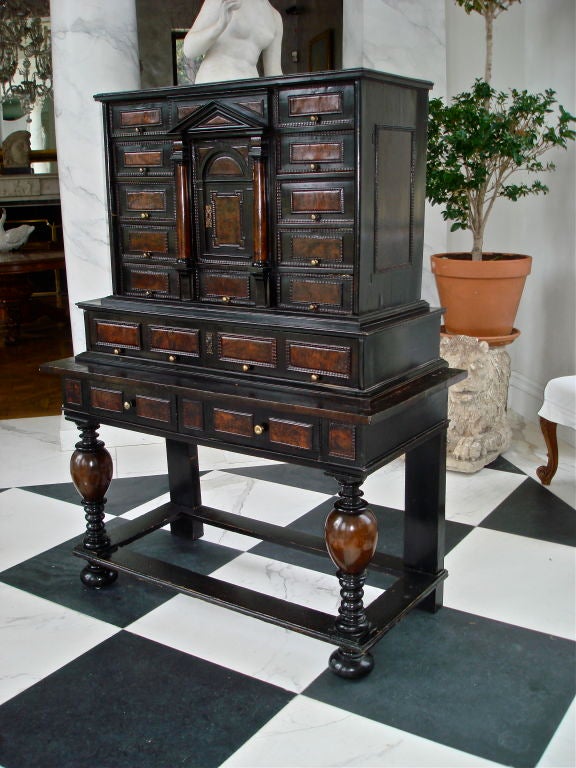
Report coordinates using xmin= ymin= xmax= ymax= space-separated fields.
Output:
xmin=426 ymin=0 xmax=575 ymax=343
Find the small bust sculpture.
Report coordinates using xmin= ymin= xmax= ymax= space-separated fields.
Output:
xmin=183 ymin=0 xmax=283 ymax=84
xmin=2 ymin=130 xmax=32 ymax=171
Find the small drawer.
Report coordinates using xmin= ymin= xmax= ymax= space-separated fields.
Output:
xmin=276 ymin=84 xmax=354 ymax=128
xmin=121 ymin=265 xmax=186 ymax=300
xmin=113 ymin=141 xmax=173 ymax=177
xmin=278 ymin=229 xmax=354 ymax=267
xmin=277 ymin=273 xmax=353 ymax=315
xmin=147 ymin=325 xmax=200 ymax=359
xmin=116 ymin=182 xmax=176 ymax=221
xmin=277 ymin=132 xmax=354 ymax=174
xmin=89 ymin=384 xmax=175 ymax=427
xmin=209 ymin=405 xmax=318 ymax=455
xmin=110 ymin=102 xmax=168 ymax=136
xmin=197 ymin=269 xmax=254 ymax=306
xmin=278 ymin=180 xmax=355 ymax=224
xmin=286 ymin=340 xmax=352 ymax=381
xmin=90 ymin=319 xmax=142 ymax=352
xmin=216 ymin=332 xmax=277 ymax=370
xmin=173 ymin=93 xmax=268 ymax=127
xmin=119 ymin=224 xmax=178 ymax=261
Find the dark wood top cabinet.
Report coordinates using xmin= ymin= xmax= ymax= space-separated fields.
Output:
xmin=44 ymin=71 xmax=463 ymax=679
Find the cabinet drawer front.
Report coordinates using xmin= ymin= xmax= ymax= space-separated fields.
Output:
xmin=89 ymin=384 xmax=174 ymax=426
xmin=268 ymin=418 xmax=314 ymax=450
xmin=148 ymin=326 xmax=200 ymax=357
xmin=92 ymin=320 xmax=142 ymax=350
xmin=278 ymin=132 xmax=354 ymax=174
xmin=278 ymin=230 xmax=354 ymax=267
xmin=278 ymin=274 xmax=353 ymax=314
xmin=120 ymin=225 xmax=177 ymax=261
xmin=209 ymin=406 xmax=318 ymax=455
xmin=213 ymin=408 xmax=254 ymax=437
xmin=197 ymin=270 xmax=253 ymax=306
xmin=111 ymin=103 xmax=168 ymax=135
xmin=217 ymin=333 xmax=277 ymax=367
xmin=173 ymin=93 xmax=268 ymax=126
xmin=117 ymin=183 xmax=176 ymax=221
xmin=279 ymin=180 xmax=354 ymax=223
xmin=122 ymin=266 xmax=182 ymax=300
xmin=113 ymin=142 xmax=172 ymax=176
xmin=277 ymin=85 xmax=354 ymax=128
xmin=287 ymin=341 xmax=352 ymax=379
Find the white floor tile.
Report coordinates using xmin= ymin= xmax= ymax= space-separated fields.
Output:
xmin=198 ymin=445 xmax=280 ymax=471
xmin=220 ymin=695 xmax=501 ymax=767
xmin=445 ymin=527 xmax=576 ymax=639
xmin=127 ymin=594 xmax=330 ymax=693
xmin=537 ymin=697 xmax=576 ymax=767
xmin=210 ymin=551 xmax=382 ymax=614
xmin=443 ymin=468 xmax=527 ymax=525
xmin=0 ymin=489 xmax=87 ymax=572
xmin=114 ymin=442 xmax=168 ymax=477
xmin=0 ymin=583 xmax=118 ymax=705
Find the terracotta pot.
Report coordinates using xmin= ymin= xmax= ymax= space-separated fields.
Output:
xmin=431 ymin=253 xmax=532 ymax=338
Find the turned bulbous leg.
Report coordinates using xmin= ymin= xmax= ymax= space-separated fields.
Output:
xmin=70 ymin=421 xmax=117 ymax=588
xmin=325 ymin=477 xmax=378 ymax=678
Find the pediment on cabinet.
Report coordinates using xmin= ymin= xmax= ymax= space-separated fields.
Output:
xmin=169 ymin=99 xmax=267 ymax=136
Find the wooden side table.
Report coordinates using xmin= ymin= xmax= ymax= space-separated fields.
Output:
xmin=0 ymin=249 xmax=65 ymax=344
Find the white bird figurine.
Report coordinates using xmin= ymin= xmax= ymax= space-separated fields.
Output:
xmin=0 ymin=208 xmax=35 ymax=251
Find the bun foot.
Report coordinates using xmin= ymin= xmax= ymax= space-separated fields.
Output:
xmin=329 ymin=648 xmax=374 ymax=679
xmin=80 ymin=562 xmax=118 ymax=589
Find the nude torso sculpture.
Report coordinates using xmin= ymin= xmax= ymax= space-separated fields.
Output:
xmin=183 ymin=0 xmax=283 ymax=84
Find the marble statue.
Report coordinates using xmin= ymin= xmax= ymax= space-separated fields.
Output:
xmin=2 ymin=130 xmax=32 ymax=171
xmin=441 ymin=335 xmax=512 ymax=472
xmin=183 ymin=0 xmax=283 ymax=84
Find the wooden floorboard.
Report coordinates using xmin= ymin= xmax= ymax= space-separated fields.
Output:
xmin=0 ymin=296 xmax=73 ymax=419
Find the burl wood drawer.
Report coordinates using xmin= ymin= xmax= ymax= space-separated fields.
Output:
xmin=119 ymin=225 xmax=178 ymax=261
xmin=277 ymin=132 xmax=354 ymax=174
xmin=116 ymin=182 xmax=176 ymax=221
xmin=121 ymin=265 xmax=187 ymax=300
xmin=286 ymin=340 xmax=352 ymax=381
xmin=278 ymin=180 xmax=355 ymax=224
xmin=197 ymin=269 xmax=255 ymax=306
xmin=88 ymin=385 xmax=176 ymax=428
xmin=277 ymin=273 xmax=353 ymax=315
xmin=90 ymin=319 xmax=142 ymax=352
xmin=216 ymin=332 xmax=277 ymax=370
xmin=277 ymin=229 xmax=354 ymax=267
xmin=113 ymin=141 xmax=173 ymax=177
xmin=110 ymin=103 xmax=168 ymax=136
xmin=209 ymin=406 xmax=319 ymax=456
xmin=172 ymin=92 xmax=268 ymax=126
xmin=276 ymin=84 xmax=355 ymax=128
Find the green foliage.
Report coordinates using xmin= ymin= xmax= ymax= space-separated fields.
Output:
xmin=454 ymin=0 xmax=521 ymax=16
xmin=426 ymin=80 xmax=576 ymax=248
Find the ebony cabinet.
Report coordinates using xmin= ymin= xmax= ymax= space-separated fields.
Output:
xmin=44 ymin=70 xmax=463 ymax=680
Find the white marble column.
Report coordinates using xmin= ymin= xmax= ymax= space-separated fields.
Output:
xmin=343 ymin=0 xmax=447 ymax=306
xmin=50 ymin=0 xmax=140 ymax=352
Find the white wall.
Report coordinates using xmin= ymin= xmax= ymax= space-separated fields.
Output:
xmin=445 ymin=0 xmax=576 ymax=435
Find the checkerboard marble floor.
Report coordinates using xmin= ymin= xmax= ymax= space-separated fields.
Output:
xmin=0 ymin=415 xmax=574 ymax=768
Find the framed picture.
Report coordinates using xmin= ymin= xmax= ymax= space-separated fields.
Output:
xmin=308 ymin=29 xmax=334 ymax=72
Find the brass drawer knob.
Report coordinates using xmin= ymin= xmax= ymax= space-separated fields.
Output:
xmin=310 ymin=258 xmax=320 ymax=266
xmin=310 ymin=213 xmax=320 ymax=221
xmin=168 ymin=354 xmax=177 ymax=362
xmin=242 ymin=363 xmax=251 ymax=372
xmin=143 ymin=251 xmax=153 ymax=258
xmin=221 ymin=296 xmax=231 ymax=303
xmin=308 ymin=303 xmax=319 ymax=311
xmin=309 ymin=114 xmax=319 ymax=123
xmin=309 ymin=163 xmax=320 ymax=171
xmin=140 ymin=212 xmax=150 ymax=219
xmin=113 ymin=348 xmax=121 ymax=355
xmin=253 ymin=424 xmax=265 ymax=436
xmin=310 ymin=373 xmax=321 ymax=382
xmin=135 ymin=126 xmax=145 ymax=134
xmin=123 ymin=400 xmax=134 ymax=410
xmin=144 ymin=290 xmax=152 ymax=297
xmin=138 ymin=167 xmax=148 ymax=174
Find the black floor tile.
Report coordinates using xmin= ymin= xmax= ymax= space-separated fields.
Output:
xmin=485 ymin=455 xmax=527 ymax=475
xmin=305 ymin=607 xmax=576 ymax=767
xmin=224 ymin=463 xmax=337 ymax=494
xmin=0 ymin=632 xmax=293 ymax=768
xmin=23 ymin=474 xmax=173 ymax=516
xmin=480 ymin=477 xmax=576 ymax=546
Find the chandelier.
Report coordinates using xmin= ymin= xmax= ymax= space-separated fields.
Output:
xmin=0 ymin=0 xmax=52 ymax=122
